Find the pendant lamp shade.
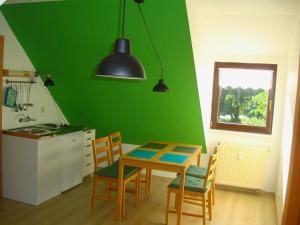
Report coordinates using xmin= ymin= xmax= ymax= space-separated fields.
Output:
xmin=96 ymin=39 xmax=145 ymax=79
xmin=44 ymin=74 xmax=54 ymax=87
xmin=152 ymin=79 xmax=168 ymax=92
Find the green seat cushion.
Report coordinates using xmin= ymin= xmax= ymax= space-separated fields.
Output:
xmin=186 ymin=165 xmax=207 ymax=178
xmin=169 ymin=175 xmax=211 ymax=193
xmin=97 ymin=160 xmax=139 ymax=179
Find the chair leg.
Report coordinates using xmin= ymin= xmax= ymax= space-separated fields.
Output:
xmin=165 ymin=189 xmax=171 ymax=225
xmin=91 ymin=178 xmax=97 ymax=209
xmin=104 ymin=182 xmax=110 ymax=201
xmin=135 ymin=173 xmax=141 ymax=206
xmin=202 ymin=194 xmax=206 ymax=225
xmin=212 ymin=178 xmax=216 ymax=205
xmin=122 ymin=182 xmax=126 ymax=218
xmin=145 ymin=169 xmax=149 ymax=194
xmin=174 ymin=193 xmax=178 ymax=211
xmin=138 ymin=173 xmax=141 ymax=203
xmin=208 ymin=190 xmax=212 ymax=220
xmin=107 ymin=182 xmax=112 ymax=200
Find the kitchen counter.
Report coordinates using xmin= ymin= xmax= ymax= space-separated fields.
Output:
xmin=2 ymin=124 xmax=92 ymax=139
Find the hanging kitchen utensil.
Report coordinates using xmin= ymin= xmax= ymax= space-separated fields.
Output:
xmin=13 ymin=84 xmax=19 ymax=112
xmin=18 ymin=84 xmax=23 ymax=111
xmin=23 ymin=84 xmax=28 ymax=111
xmin=26 ymin=84 xmax=33 ymax=107
xmin=4 ymin=83 xmax=17 ymax=108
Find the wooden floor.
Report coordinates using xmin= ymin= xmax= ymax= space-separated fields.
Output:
xmin=0 ymin=176 xmax=277 ymax=225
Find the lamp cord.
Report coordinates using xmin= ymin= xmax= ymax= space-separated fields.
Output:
xmin=137 ymin=3 xmax=164 ymax=79
xmin=121 ymin=0 xmax=126 ymax=38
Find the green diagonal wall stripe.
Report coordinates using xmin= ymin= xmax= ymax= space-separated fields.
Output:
xmin=1 ymin=0 xmax=206 ymax=152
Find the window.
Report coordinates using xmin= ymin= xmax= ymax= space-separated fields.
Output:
xmin=211 ymin=62 xmax=277 ymax=134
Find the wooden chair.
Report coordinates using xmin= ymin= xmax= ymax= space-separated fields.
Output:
xmin=165 ymin=152 xmax=219 ymax=225
xmin=91 ymin=136 xmax=141 ymax=217
xmin=109 ymin=131 xmax=151 ymax=194
xmin=108 ymin=131 xmax=123 ymax=162
xmin=107 ymin=131 xmax=141 ymax=202
xmin=185 ymin=144 xmax=221 ymax=205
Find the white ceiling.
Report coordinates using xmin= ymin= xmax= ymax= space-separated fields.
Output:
xmin=185 ymin=0 xmax=300 ymax=15
xmin=4 ymin=0 xmax=62 ymax=4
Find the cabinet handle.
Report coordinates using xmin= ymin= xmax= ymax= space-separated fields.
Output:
xmin=86 ymin=138 xmax=92 ymax=141
xmin=86 ymin=131 xmax=92 ymax=134
xmin=86 ymin=154 xmax=91 ymax=157
xmin=85 ymin=163 xmax=91 ymax=166
xmin=86 ymin=144 xmax=91 ymax=147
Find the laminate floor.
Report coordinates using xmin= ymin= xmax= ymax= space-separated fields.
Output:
xmin=0 ymin=176 xmax=277 ymax=225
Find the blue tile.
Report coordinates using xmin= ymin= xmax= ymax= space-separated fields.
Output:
xmin=127 ymin=149 xmax=158 ymax=159
xmin=159 ymin=153 xmax=189 ymax=164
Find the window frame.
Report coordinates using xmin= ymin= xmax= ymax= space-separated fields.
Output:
xmin=210 ymin=62 xmax=277 ymax=134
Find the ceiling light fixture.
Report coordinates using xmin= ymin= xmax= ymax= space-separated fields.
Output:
xmin=96 ymin=0 xmax=146 ymax=79
xmin=44 ymin=74 xmax=55 ymax=87
xmin=96 ymin=0 xmax=168 ymax=92
xmin=135 ymin=0 xmax=168 ymax=92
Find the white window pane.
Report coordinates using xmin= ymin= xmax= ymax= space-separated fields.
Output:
xmin=219 ymin=68 xmax=273 ymax=90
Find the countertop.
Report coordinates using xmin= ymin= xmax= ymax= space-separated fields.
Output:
xmin=2 ymin=124 xmax=93 ymax=139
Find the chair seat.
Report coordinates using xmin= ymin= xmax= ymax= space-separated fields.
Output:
xmin=186 ymin=165 xmax=207 ymax=178
xmin=169 ymin=175 xmax=211 ymax=193
xmin=98 ymin=160 xmax=139 ymax=179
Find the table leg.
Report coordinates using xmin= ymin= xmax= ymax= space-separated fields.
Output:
xmin=117 ymin=159 xmax=124 ymax=220
xmin=147 ymin=169 xmax=152 ymax=193
xmin=176 ymin=172 xmax=185 ymax=225
xmin=197 ymin=152 xmax=201 ymax=166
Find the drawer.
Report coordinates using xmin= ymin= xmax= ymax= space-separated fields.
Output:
xmin=83 ymin=130 xmax=95 ymax=141
xmin=83 ymin=152 xmax=93 ymax=164
xmin=83 ymin=137 xmax=93 ymax=145
xmin=83 ymin=162 xmax=94 ymax=177
xmin=83 ymin=143 xmax=93 ymax=154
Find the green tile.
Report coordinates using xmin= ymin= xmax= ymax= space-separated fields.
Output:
xmin=142 ymin=142 xmax=168 ymax=149
xmin=172 ymin=146 xmax=197 ymax=154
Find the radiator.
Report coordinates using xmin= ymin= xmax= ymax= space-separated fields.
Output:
xmin=215 ymin=142 xmax=268 ymax=190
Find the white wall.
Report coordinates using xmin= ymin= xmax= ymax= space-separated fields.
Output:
xmin=0 ymin=12 xmax=67 ymax=129
xmin=276 ymin=19 xmax=300 ymax=224
xmin=186 ymin=0 xmax=300 ymax=194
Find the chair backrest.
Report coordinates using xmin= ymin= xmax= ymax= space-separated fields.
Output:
xmin=109 ymin=131 xmax=123 ymax=163
xmin=213 ymin=142 xmax=221 ymax=154
xmin=92 ymin=136 xmax=112 ymax=172
xmin=204 ymin=152 xmax=219 ymax=188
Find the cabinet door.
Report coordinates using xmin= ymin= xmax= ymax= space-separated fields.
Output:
xmin=61 ymin=132 xmax=83 ymax=192
xmin=37 ymin=137 xmax=61 ymax=204
xmin=72 ymin=133 xmax=83 ymax=186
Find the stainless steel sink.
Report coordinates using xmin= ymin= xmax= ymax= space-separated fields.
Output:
xmin=9 ymin=126 xmax=57 ymax=135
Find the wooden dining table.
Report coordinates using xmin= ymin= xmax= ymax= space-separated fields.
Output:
xmin=117 ymin=141 xmax=202 ymax=225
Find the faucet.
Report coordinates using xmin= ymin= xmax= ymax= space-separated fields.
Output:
xmin=18 ymin=114 xmax=36 ymax=123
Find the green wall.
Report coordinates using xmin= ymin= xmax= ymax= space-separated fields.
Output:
xmin=1 ymin=0 xmax=206 ymax=151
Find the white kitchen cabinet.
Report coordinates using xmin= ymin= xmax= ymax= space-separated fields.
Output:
xmin=2 ymin=130 xmax=84 ymax=205
xmin=2 ymin=135 xmax=61 ymax=205
xmin=61 ymin=131 xmax=83 ymax=192
xmin=82 ymin=129 xmax=95 ymax=177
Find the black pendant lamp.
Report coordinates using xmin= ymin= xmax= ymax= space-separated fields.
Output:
xmin=44 ymin=74 xmax=55 ymax=87
xmin=96 ymin=0 xmax=145 ymax=79
xmin=135 ymin=0 xmax=168 ymax=92
xmin=153 ymin=79 xmax=168 ymax=92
